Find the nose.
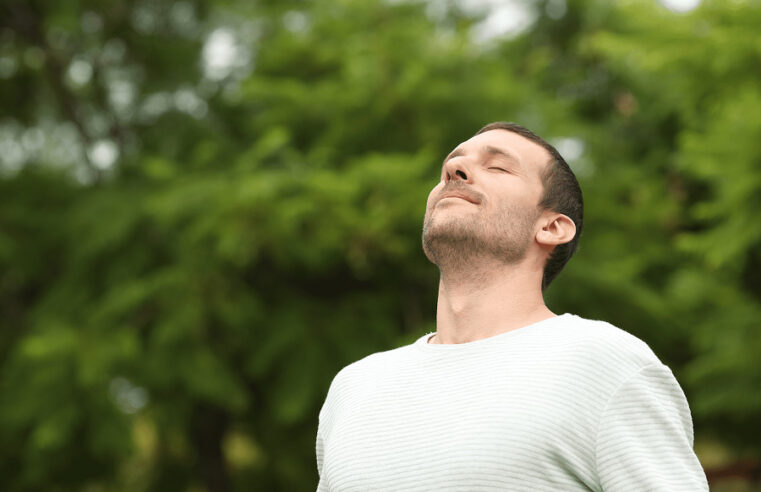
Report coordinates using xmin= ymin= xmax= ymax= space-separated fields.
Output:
xmin=443 ymin=157 xmax=470 ymax=183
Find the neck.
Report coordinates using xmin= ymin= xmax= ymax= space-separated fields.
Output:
xmin=431 ymin=259 xmax=554 ymax=344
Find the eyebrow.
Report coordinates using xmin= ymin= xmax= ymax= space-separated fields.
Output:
xmin=442 ymin=145 xmax=522 ymax=170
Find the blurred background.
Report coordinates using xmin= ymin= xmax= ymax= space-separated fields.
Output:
xmin=1 ymin=0 xmax=760 ymax=490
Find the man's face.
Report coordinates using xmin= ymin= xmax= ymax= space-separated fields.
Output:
xmin=422 ymin=129 xmax=551 ymax=268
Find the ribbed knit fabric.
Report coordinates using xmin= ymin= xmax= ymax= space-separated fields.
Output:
xmin=315 ymin=313 xmax=709 ymax=491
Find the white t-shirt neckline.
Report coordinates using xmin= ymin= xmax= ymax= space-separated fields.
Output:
xmin=414 ymin=313 xmax=572 ymax=351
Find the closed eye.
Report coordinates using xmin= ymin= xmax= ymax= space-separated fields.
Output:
xmin=488 ymin=167 xmax=509 ymax=173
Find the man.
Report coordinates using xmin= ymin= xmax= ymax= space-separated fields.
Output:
xmin=315 ymin=122 xmax=709 ymax=491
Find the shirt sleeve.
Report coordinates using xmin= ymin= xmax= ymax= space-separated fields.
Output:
xmin=316 ymin=425 xmax=328 ymax=491
xmin=594 ymin=363 xmax=709 ymax=491
xmin=317 ymin=368 xmax=344 ymax=492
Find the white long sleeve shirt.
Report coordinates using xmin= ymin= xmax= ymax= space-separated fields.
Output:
xmin=316 ymin=313 xmax=709 ymax=491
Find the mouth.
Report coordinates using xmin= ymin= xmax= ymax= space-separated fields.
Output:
xmin=437 ymin=193 xmax=479 ymax=205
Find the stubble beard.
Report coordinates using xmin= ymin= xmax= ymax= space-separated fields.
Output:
xmin=422 ymin=202 xmax=538 ymax=274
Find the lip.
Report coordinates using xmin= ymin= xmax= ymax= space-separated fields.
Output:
xmin=438 ymin=193 xmax=479 ymax=205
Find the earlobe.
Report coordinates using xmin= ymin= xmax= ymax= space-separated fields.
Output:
xmin=536 ymin=214 xmax=576 ymax=246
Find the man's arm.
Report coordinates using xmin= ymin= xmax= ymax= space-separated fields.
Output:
xmin=595 ymin=363 xmax=709 ymax=491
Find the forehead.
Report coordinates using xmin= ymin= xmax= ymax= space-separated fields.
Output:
xmin=456 ymin=129 xmax=552 ymax=178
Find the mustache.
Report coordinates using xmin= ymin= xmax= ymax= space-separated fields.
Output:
xmin=435 ymin=183 xmax=484 ymax=204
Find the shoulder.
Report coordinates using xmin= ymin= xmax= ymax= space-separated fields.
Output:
xmin=563 ymin=314 xmax=659 ymax=360
xmin=318 ymin=342 xmax=413 ymax=421
xmin=331 ymin=341 xmax=413 ymax=385
xmin=552 ymin=313 xmax=664 ymax=379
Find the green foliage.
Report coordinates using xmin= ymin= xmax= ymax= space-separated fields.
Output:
xmin=1 ymin=0 xmax=760 ymax=490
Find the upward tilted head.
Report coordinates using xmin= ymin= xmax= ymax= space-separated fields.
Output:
xmin=422 ymin=122 xmax=583 ymax=291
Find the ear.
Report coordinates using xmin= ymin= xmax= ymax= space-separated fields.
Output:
xmin=536 ymin=212 xmax=576 ymax=248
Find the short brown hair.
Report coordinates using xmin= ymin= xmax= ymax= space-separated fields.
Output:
xmin=476 ymin=122 xmax=584 ymax=291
